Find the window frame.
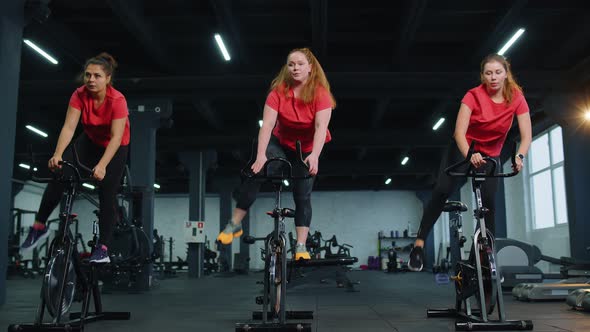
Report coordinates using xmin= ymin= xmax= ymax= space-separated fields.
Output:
xmin=525 ymin=125 xmax=567 ymax=230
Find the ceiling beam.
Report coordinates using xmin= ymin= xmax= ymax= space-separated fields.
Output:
xmin=310 ymin=0 xmax=328 ymax=59
xmin=395 ymin=0 xmax=428 ymax=68
xmin=19 ymin=70 xmax=568 ymax=99
xmin=357 ymin=98 xmax=391 ymax=160
xmin=473 ymin=0 xmax=528 ymax=61
xmin=209 ymin=0 xmax=249 ymax=64
xmin=208 ymin=161 xmax=435 ymax=178
xmin=543 ymin=13 xmax=590 ymax=70
xmin=156 ymin=130 xmax=449 ymax=152
xmin=370 ymin=98 xmax=391 ymax=128
xmin=192 ymin=100 xmax=224 ymax=131
xmin=25 ymin=19 xmax=93 ymax=66
xmin=107 ymin=0 xmax=176 ymax=73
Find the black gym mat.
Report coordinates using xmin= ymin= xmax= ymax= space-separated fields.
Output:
xmin=1 ymin=271 xmax=588 ymax=331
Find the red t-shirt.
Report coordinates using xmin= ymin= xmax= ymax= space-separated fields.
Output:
xmin=461 ymin=84 xmax=529 ymax=157
xmin=69 ymin=85 xmax=130 ymax=147
xmin=265 ymin=85 xmax=333 ymax=153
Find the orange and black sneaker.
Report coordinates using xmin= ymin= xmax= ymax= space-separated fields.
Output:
xmin=294 ymin=243 xmax=311 ymax=260
xmin=217 ymin=222 xmax=243 ymax=245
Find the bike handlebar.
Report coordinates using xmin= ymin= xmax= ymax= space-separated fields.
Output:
xmin=444 ymin=141 xmax=519 ymax=178
xmin=29 ymin=144 xmax=95 ymax=184
xmin=241 ymin=140 xmax=312 ymax=180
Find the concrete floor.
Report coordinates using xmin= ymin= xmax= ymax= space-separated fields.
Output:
xmin=1 ymin=270 xmax=589 ymax=331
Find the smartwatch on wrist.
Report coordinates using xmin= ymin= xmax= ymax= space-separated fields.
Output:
xmin=516 ymin=153 xmax=525 ymax=161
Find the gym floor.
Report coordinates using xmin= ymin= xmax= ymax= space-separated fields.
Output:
xmin=1 ymin=271 xmax=588 ymax=332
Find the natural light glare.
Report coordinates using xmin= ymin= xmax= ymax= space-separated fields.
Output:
xmin=530 ymin=133 xmax=550 ymax=173
xmin=585 ymin=111 xmax=590 ymax=121
xmin=531 ymin=171 xmax=554 ymax=229
xmin=528 ymin=126 xmax=567 ymax=230
xmin=550 ymin=127 xmax=564 ymax=163
xmin=553 ymin=167 xmax=568 ymax=224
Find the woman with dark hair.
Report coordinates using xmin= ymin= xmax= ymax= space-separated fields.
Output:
xmin=21 ymin=52 xmax=130 ymax=264
xmin=217 ymin=47 xmax=336 ymax=260
xmin=408 ymin=54 xmax=532 ymax=271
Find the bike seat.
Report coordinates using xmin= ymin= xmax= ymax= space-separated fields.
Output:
xmin=265 ymin=208 xmax=296 ymax=218
xmin=442 ymin=201 xmax=467 ymax=212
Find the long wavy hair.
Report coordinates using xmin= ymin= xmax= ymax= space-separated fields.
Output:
xmin=270 ymin=47 xmax=336 ymax=108
xmin=480 ymin=54 xmax=523 ymax=105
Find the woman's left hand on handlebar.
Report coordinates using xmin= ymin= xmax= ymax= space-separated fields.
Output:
xmin=92 ymin=164 xmax=106 ymax=181
xmin=304 ymin=153 xmax=319 ymax=176
xmin=513 ymin=157 xmax=523 ymax=172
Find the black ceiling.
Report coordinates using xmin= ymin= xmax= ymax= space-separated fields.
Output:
xmin=14 ymin=0 xmax=590 ymax=193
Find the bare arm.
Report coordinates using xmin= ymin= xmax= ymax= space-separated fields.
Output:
xmin=251 ymin=105 xmax=278 ymax=173
xmin=310 ymin=109 xmax=332 ymax=157
xmin=513 ymin=112 xmax=532 ymax=171
xmin=91 ymin=118 xmax=126 ymax=181
xmin=305 ymin=108 xmax=332 ymax=175
xmin=48 ymin=106 xmax=81 ymax=170
xmin=453 ymin=103 xmax=487 ymax=168
xmin=54 ymin=106 xmax=81 ymax=158
xmin=516 ymin=112 xmax=532 ymax=156
xmin=453 ymin=103 xmax=472 ymax=157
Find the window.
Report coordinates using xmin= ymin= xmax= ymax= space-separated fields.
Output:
xmin=527 ymin=126 xmax=568 ymax=229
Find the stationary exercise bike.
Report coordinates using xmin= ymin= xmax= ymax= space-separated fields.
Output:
xmin=8 ymin=145 xmax=130 ymax=332
xmin=426 ymin=143 xmax=533 ymax=331
xmin=236 ymin=141 xmax=313 ymax=332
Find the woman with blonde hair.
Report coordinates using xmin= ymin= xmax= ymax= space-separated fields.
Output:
xmin=217 ymin=48 xmax=336 ymax=260
xmin=408 ymin=53 xmax=532 ymax=271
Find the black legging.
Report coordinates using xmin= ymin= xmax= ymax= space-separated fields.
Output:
xmin=36 ymin=134 xmax=129 ymax=247
xmin=234 ymin=136 xmax=315 ymax=227
xmin=416 ymin=141 xmax=499 ymax=240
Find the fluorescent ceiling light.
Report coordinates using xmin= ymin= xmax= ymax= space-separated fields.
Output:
xmin=26 ymin=125 xmax=48 ymax=138
xmin=19 ymin=163 xmax=38 ymax=171
xmin=82 ymin=183 xmax=95 ymax=190
xmin=23 ymin=39 xmax=59 ymax=65
xmin=401 ymin=156 xmax=409 ymax=165
xmin=384 ymin=178 xmax=392 ymax=185
xmin=154 ymin=183 xmax=161 ymax=189
xmin=259 ymin=120 xmax=263 ymax=128
xmin=584 ymin=111 xmax=590 ymax=121
xmin=432 ymin=118 xmax=445 ymax=131
xmin=497 ymin=28 xmax=525 ymax=56
xmin=283 ymin=180 xmax=289 ymax=187
xmin=214 ymin=34 xmax=231 ymax=61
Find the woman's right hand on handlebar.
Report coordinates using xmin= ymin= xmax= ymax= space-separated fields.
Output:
xmin=48 ymin=155 xmax=63 ymax=172
xmin=470 ymin=152 xmax=486 ymax=168
xmin=251 ymin=155 xmax=268 ymax=174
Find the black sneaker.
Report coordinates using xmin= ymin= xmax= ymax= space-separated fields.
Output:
xmin=408 ymin=246 xmax=424 ymax=272
xmin=89 ymin=245 xmax=111 ymax=264
xmin=20 ymin=226 xmax=50 ymax=251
